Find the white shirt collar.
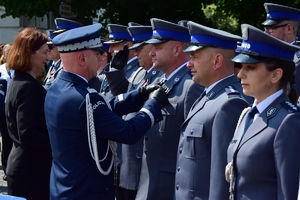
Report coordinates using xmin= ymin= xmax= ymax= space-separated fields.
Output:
xmin=205 ymin=74 xmax=234 ymax=94
xmin=253 ymin=89 xmax=283 ymax=119
xmin=163 ymin=62 xmax=188 ymax=81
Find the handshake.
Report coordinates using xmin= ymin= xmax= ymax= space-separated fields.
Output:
xmin=139 ymin=83 xmax=169 ymax=108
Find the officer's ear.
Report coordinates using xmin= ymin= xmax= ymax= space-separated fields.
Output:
xmin=173 ymin=42 xmax=183 ymax=56
xmin=271 ymin=68 xmax=283 ymax=84
xmin=78 ymin=52 xmax=85 ymax=65
xmin=213 ymin=53 xmax=223 ymax=70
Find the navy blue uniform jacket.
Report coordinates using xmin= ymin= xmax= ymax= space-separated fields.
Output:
xmin=45 ymin=70 xmax=162 ymax=200
xmin=227 ymin=93 xmax=300 ymax=200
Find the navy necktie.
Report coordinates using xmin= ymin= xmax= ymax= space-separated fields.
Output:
xmin=243 ymin=106 xmax=258 ymax=133
xmin=191 ymin=91 xmax=206 ymax=110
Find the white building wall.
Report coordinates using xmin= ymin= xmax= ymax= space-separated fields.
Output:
xmin=0 ymin=7 xmax=53 ymax=44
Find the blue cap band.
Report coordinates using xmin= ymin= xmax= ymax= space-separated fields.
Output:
xmin=153 ymin=29 xmax=190 ymax=42
xmin=132 ymin=32 xmax=152 ymax=42
xmin=267 ymin=11 xmax=300 ymax=20
xmin=109 ymin=32 xmax=131 ymax=41
xmin=240 ymin=40 xmax=294 ymax=61
xmin=191 ymin=34 xmax=237 ymax=50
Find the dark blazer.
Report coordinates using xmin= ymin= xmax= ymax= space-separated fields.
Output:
xmin=45 ymin=70 xmax=163 ymax=200
xmin=174 ymin=75 xmax=249 ymax=200
xmin=0 ymin=77 xmax=7 ymax=113
xmin=5 ymin=71 xmax=52 ymax=179
xmin=136 ymin=65 xmax=204 ymax=200
xmin=227 ymin=93 xmax=300 ymax=200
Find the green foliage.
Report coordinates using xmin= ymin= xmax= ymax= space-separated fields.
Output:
xmin=0 ymin=0 xmax=61 ymax=19
xmin=202 ymin=4 xmax=239 ymax=34
xmin=0 ymin=0 xmax=300 ymax=36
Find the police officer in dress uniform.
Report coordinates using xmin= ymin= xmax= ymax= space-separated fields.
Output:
xmin=227 ymin=24 xmax=300 ymax=200
xmin=45 ymin=23 xmax=169 ymax=200
xmin=262 ymin=3 xmax=300 ymax=97
xmin=173 ymin=21 xmax=250 ymax=200
xmin=101 ymin=24 xmax=140 ymax=98
xmin=108 ymin=25 xmax=163 ymax=200
xmin=135 ymin=18 xmax=204 ymax=200
xmin=43 ymin=18 xmax=83 ymax=90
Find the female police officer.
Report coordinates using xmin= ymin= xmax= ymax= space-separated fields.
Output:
xmin=227 ymin=24 xmax=300 ymax=200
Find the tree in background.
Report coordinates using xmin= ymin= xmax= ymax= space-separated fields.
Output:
xmin=0 ymin=0 xmax=300 ymax=34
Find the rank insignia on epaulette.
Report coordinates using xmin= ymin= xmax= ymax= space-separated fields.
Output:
xmin=225 ymin=86 xmax=239 ymax=94
xmin=281 ymin=100 xmax=300 ymax=112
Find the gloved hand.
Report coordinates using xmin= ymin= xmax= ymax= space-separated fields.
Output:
xmin=149 ymin=88 xmax=169 ymax=108
xmin=139 ymin=83 xmax=161 ymax=101
xmin=110 ymin=44 xmax=129 ymax=70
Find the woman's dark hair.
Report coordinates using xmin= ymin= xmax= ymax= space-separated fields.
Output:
xmin=264 ymin=59 xmax=298 ymax=103
xmin=7 ymin=27 xmax=48 ymax=72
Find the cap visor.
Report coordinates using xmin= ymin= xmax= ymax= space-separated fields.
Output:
xmin=232 ymin=54 xmax=269 ymax=64
xmin=129 ymin=42 xmax=145 ymax=50
xmin=145 ymin=38 xmax=167 ymax=44
xmin=262 ymin=19 xmax=282 ymax=26
xmin=53 ymin=29 xmax=66 ymax=34
xmin=104 ymin=40 xmax=124 ymax=44
xmin=183 ymin=45 xmax=203 ymax=53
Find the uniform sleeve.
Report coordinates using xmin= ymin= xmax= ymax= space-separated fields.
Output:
xmin=108 ymin=89 xmax=145 ymax=116
xmin=209 ymin=97 xmax=248 ymax=200
xmin=274 ymin=113 xmax=300 ymax=200
xmin=91 ymin=93 xmax=163 ymax=144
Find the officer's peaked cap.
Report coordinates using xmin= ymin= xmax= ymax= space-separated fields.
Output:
xmin=146 ymin=18 xmax=190 ymax=44
xmin=178 ymin=20 xmax=189 ymax=28
xmin=128 ymin=22 xmax=142 ymax=27
xmin=52 ymin=23 xmax=103 ymax=53
xmin=183 ymin=21 xmax=242 ymax=52
xmin=232 ymin=24 xmax=300 ymax=63
xmin=46 ymin=29 xmax=56 ymax=44
xmin=262 ymin=3 xmax=300 ymax=26
xmin=54 ymin=18 xmax=83 ymax=34
xmin=104 ymin=24 xmax=132 ymax=44
xmin=127 ymin=26 xmax=153 ymax=50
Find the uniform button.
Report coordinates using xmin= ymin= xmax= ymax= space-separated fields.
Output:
xmin=179 ymin=147 xmax=182 ymax=154
xmin=176 ymin=185 xmax=179 ymax=190
xmin=190 ymin=129 xmax=193 ymax=135
xmin=181 ymin=132 xmax=185 ymax=136
xmin=145 ymin=136 xmax=148 ymax=141
xmin=177 ymin=166 xmax=180 ymax=172
xmin=144 ymin=150 xmax=147 ymax=154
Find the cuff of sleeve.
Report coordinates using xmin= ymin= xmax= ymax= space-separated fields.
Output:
xmin=140 ymin=108 xmax=155 ymax=127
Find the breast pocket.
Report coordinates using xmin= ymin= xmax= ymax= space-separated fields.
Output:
xmin=184 ymin=123 xmax=206 ymax=159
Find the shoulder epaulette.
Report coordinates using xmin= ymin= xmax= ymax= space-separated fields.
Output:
xmin=281 ymin=100 xmax=300 ymax=112
xmin=225 ymin=85 xmax=240 ymax=98
xmin=87 ymin=87 xmax=98 ymax=94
